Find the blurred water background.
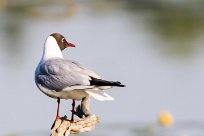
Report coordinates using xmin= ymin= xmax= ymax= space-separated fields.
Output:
xmin=1 ymin=0 xmax=204 ymax=136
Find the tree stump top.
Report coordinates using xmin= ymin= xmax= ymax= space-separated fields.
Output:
xmin=51 ymin=115 xmax=100 ymax=136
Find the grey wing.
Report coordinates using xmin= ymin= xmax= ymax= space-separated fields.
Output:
xmin=35 ymin=59 xmax=101 ymax=91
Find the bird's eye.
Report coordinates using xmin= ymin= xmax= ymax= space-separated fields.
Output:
xmin=61 ymin=38 xmax=65 ymax=42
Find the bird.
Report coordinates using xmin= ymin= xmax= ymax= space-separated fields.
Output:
xmin=35 ymin=33 xmax=125 ymax=121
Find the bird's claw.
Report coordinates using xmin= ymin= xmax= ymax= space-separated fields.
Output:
xmin=70 ymin=109 xmax=76 ymax=114
xmin=56 ymin=115 xmax=61 ymax=120
xmin=75 ymin=104 xmax=91 ymax=118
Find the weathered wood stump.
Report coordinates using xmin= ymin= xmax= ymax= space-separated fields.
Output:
xmin=51 ymin=115 xmax=100 ymax=136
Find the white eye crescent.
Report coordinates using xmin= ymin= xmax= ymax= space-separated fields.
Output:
xmin=61 ymin=38 xmax=65 ymax=42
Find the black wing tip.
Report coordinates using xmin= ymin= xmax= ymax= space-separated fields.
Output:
xmin=115 ymin=81 xmax=126 ymax=87
xmin=90 ymin=77 xmax=126 ymax=87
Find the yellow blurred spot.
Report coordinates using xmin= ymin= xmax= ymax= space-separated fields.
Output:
xmin=159 ymin=111 xmax=174 ymax=127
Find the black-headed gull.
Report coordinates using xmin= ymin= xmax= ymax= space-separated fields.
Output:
xmin=35 ymin=33 xmax=125 ymax=121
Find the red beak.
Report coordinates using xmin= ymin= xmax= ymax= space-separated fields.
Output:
xmin=67 ymin=42 xmax=76 ymax=47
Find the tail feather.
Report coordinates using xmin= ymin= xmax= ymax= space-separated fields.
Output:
xmin=85 ymin=90 xmax=114 ymax=101
xmin=90 ymin=77 xmax=125 ymax=87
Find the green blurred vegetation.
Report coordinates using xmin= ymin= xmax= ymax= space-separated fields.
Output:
xmin=0 ymin=0 xmax=204 ymax=57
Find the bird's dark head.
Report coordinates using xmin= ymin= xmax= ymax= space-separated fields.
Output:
xmin=50 ymin=33 xmax=75 ymax=51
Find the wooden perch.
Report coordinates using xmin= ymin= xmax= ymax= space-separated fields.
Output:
xmin=51 ymin=115 xmax=100 ymax=136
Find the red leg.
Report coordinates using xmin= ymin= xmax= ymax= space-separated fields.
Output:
xmin=56 ymin=98 xmax=60 ymax=119
xmin=71 ymin=99 xmax=75 ymax=121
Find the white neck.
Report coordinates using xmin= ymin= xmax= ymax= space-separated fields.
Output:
xmin=41 ymin=36 xmax=63 ymax=62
